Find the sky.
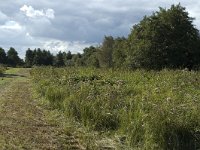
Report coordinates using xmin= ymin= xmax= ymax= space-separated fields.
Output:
xmin=0 ymin=0 xmax=200 ymax=58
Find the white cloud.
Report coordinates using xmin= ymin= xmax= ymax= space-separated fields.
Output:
xmin=43 ymin=40 xmax=95 ymax=54
xmin=46 ymin=9 xmax=55 ymax=19
xmin=20 ymin=5 xmax=55 ymax=19
xmin=0 ymin=21 xmax=22 ymax=30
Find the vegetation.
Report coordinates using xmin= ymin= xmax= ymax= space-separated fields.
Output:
xmin=1 ymin=4 xmax=200 ymax=70
xmin=0 ymin=66 xmax=6 ymax=75
xmin=31 ymin=67 xmax=200 ymax=149
xmin=1 ymin=4 xmax=200 ymax=149
xmin=127 ymin=4 xmax=200 ymax=70
xmin=0 ymin=47 xmax=24 ymax=67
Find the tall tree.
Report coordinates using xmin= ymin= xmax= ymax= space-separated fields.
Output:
xmin=43 ymin=50 xmax=54 ymax=66
xmin=127 ymin=4 xmax=200 ymax=70
xmin=7 ymin=47 xmax=21 ymax=66
xmin=0 ymin=47 xmax=7 ymax=64
xmin=112 ymin=37 xmax=127 ymax=68
xmin=54 ymin=51 xmax=65 ymax=67
xmin=82 ymin=46 xmax=99 ymax=67
xmin=33 ymin=48 xmax=43 ymax=65
xmin=25 ymin=48 xmax=34 ymax=67
xmin=98 ymin=36 xmax=114 ymax=68
xmin=66 ymin=51 xmax=72 ymax=60
xmin=72 ymin=53 xmax=83 ymax=67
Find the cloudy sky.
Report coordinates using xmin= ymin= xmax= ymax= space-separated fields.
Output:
xmin=0 ymin=0 xmax=200 ymax=58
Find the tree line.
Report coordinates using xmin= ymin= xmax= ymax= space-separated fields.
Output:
xmin=1 ymin=4 xmax=200 ymax=70
xmin=0 ymin=47 xmax=24 ymax=67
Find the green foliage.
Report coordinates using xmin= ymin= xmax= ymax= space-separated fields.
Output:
xmin=71 ymin=53 xmax=83 ymax=67
xmin=31 ymin=67 xmax=200 ymax=149
xmin=54 ymin=51 xmax=65 ymax=67
xmin=112 ymin=37 xmax=127 ymax=68
xmin=82 ymin=46 xmax=100 ymax=68
xmin=64 ymin=51 xmax=73 ymax=66
xmin=2 ymin=4 xmax=200 ymax=70
xmin=7 ymin=47 xmax=22 ymax=67
xmin=25 ymin=48 xmax=54 ymax=67
xmin=98 ymin=36 xmax=114 ymax=68
xmin=0 ymin=47 xmax=7 ymax=64
xmin=127 ymin=4 xmax=200 ymax=70
xmin=25 ymin=48 xmax=34 ymax=67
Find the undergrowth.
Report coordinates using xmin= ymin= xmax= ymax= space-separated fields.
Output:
xmin=0 ymin=65 xmax=6 ymax=75
xmin=31 ymin=67 xmax=200 ymax=149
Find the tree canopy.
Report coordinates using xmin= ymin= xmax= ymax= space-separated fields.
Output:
xmin=0 ymin=47 xmax=7 ymax=64
xmin=7 ymin=47 xmax=22 ymax=67
xmin=127 ymin=4 xmax=200 ymax=70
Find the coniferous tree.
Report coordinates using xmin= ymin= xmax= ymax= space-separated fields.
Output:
xmin=25 ymin=48 xmax=34 ymax=67
xmin=7 ymin=47 xmax=21 ymax=66
xmin=0 ymin=47 xmax=7 ymax=64
xmin=54 ymin=51 xmax=65 ymax=67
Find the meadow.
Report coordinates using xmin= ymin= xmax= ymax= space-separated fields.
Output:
xmin=31 ymin=67 xmax=200 ymax=149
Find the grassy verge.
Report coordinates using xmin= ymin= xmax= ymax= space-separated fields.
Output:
xmin=31 ymin=67 xmax=200 ymax=149
xmin=0 ymin=68 xmax=26 ymax=86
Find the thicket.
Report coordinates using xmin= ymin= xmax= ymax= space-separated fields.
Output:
xmin=31 ymin=67 xmax=200 ymax=149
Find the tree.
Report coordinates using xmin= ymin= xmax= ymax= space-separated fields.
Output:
xmin=72 ymin=53 xmax=83 ymax=67
xmin=127 ymin=4 xmax=200 ymax=70
xmin=54 ymin=51 xmax=65 ymax=67
xmin=112 ymin=37 xmax=127 ymax=68
xmin=66 ymin=51 xmax=72 ymax=60
xmin=0 ymin=47 xmax=7 ymax=64
xmin=25 ymin=48 xmax=34 ymax=67
xmin=82 ymin=46 xmax=100 ymax=67
xmin=7 ymin=47 xmax=21 ymax=66
xmin=98 ymin=36 xmax=114 ymax=68
xmin=33 ymin=48 xmax=43 ymax=65
xmin=41 ymin=50 xmax=54 ymax=66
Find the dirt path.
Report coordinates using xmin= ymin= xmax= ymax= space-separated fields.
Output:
xmin=0 ymin=69 xmax=84 ymax=150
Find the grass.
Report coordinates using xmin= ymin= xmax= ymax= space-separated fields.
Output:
xmin=31 ymin=67 xmax=200 ymax=149
xmin=0 ymin=65 xmax=7 ymax=82
xmin=0 ymin=68 xmax=86 ymax=149
xmin=0 ymin=67 xmax=26 ymax=86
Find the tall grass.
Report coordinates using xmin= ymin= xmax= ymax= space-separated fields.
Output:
xmin=0 ymin=65 xmax=6 ymax=75
xmin=31 ymin=67 xmax=200 ymax=149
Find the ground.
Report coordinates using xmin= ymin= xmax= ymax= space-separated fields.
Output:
xmin=0 ymin=68 xmax=84 ymax=150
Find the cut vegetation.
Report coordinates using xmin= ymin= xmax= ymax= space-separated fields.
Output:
xmin=0 ymin=68 xmax=84 ymax=149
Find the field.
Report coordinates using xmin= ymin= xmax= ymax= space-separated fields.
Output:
xmin=31 ymin=67 xmax=200 ymax=149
